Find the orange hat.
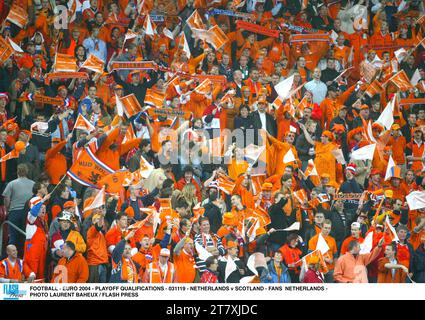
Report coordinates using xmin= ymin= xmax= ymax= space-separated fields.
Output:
xmin=5 ymin=122 xmax=18 ymax=132
xmin=372 ymin=122 xmax=384 ymax=132
xmin=58 ymin=85 xmax=67 ymax=92
xmin=370 ymin=168 xmax=381 ymax=176
xmin=226 ymin=241 xmax=238 ymax=249
xmin=384 ymin=189 xmax=394 ymax=198
xmin=347 ymin=127 xmax=363 ymax=142
xmin=96 ymin=120 xmax=105 ymax=128
xmin=63 ymin=201 xmax=74 ymax=209
xmin=321 ymin=173 xmax=331 ymax=179
xmin=391 ymin=124 xmax=401 ymax=131
xmin=360 ymin=104 xmax=369 ymax=110
xmin=322 ymin=130 xmax=334 ymax=141
xmin=14 ymin=141 xmax=26 ymax=153
xmin=222 ymin=212 xmax=237 ymax=226
xmin=257 ymin=96 xmax=267 ymax=104
xmin=307 ymin=255 xmax=320 ymax=265
xmin=124 ymin=206 xmax=135 ymax=218
xmin=21 ymin=129 xmax=32 ymax=139
xmin=331 ymin=124 xmax=345 ymax=133
xmin=262 ymin=182 xmax=273 ymax=191
xmin=114 ymin=84 xmax=124 ymax=90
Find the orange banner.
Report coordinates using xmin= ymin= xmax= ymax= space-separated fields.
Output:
xmin=110 ymin=61 xmax=158 ymax=70
xmin=6 ymin=5 xmax=28 ymax=28
xmin=44 ymin=72 xmax=89 ymax=84
xmin=236 ymin=20 xmax=280 ymax=38
xmin=121 ymin=94 xmax=143 ymax=117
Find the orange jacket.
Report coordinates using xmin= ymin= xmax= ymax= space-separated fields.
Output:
xmin=308 ymin=234 xmax=338 ymax=271
xmin=145 ymin=261 xmax=176 ymax=283
xmin=174 ymin=249 xmax=196 ymax=283
xmin=45 ymin=140 xmax=68 ymax=185
xmin=86 ymin=225 xmax=108 ymax=266
xmin=377 ymin=257 xmax=407 ymax=283
xmin=0 ymin=258 xmax=32 ymax=281
xmin=51 ymin=252 xmax=89 ymax=283
xmin=96 ymin=128 xmax=142 ymax=170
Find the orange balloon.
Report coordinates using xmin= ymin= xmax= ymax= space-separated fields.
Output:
xmin=14 ymin=141 xmax=25 ymax=153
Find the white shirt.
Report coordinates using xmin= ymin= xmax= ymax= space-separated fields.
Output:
xmin=304 ymin=79 xmax=328 ymax=105
xmin=259 ymin=111 xmax=267 ymax=130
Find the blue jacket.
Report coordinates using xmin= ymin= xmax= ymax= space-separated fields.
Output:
xmin=261 ymin=260 xmax=291 ymax=283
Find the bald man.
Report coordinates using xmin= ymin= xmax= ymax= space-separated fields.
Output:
xmin=0 ymin=245 xmax=35 ymax=283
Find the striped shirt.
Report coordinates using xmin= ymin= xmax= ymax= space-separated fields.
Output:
xmin=194 ymin=232 xmax=225 ymax=273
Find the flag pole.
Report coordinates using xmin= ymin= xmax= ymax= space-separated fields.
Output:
xmin=49 ymin=174 xmax=69 ymax=196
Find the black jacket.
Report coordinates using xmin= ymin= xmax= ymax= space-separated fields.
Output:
xmin=329 ymin=209 xmax=355 ymax=243
xmin=413 ymin=246 xmax=425 ymax=283
xmin=218 ymin=258 xmax=246 ymax=283
xmin=268 ymin=197 xmax=289 ymax=245
xmin=113 ymin=70 xmax=158 ymax=106
xmin=203 ymin=202 xmax=222 ymax=234
xmin=250 ymin=110 xmax=277 ymax=138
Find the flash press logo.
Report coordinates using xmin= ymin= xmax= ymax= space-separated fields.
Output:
xmin=3 ymin=284 xmax=27 ymax=300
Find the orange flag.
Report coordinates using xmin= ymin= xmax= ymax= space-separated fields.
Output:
xmin=194 ymin=79 xmax=212 ymax=95
xmin=145 ymin=89 xmax=165 ymax=107
xmin=98 ymin=170 xmax=132 ymax=194
xmin=67 ymin=148 xmax=115 ymax=187
xmin=79 ymin=54 xmax=104 ymax=74
xmin=0 ymin=150 xmax=19 ymax=162
xmin=388 ymin=70 xmax=414 ymax=92
xmin=207 ymin=25 xmax=229 ymax=50
xmin=192 ymin=204 xmax=205 ymax=224
xmin=187 ymin=9 xmax=206 ymax=30
xmin=293 ymin=189 xmax=308 ymax=206
xmin=365 ymin=79 xmax=384 ymax=97
xmin=54 ymin=53 xmax=78 ymax=72
xmin=121 ymin=94 xmax=143 ymax=118
xmin=0 ymin=36 xmax=13 ymax=64
xmin=252 ymin=206 xmax=271 ymax=226
xmin=6 ymin=4 xmax=28 ymax=28
xmin=216 ymin=173 xmax=236 ymax=195
xmin=74 ymin=114 xmax=95 ymax=132
xmin=122 ymin=124 xmax=136 ymax=144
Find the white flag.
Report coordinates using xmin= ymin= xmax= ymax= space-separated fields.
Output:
xmin=394 ymin=47 xmax=408 ymax=63
xmin=243 ymin=144 xmax=265 ymax=164
xmin=83 ymin=186 xmax=105 ymax=212
xmin=163 ymin=27 xmax=174 ymax=40
xmin=330 ymin=30 xmax=338 ymax=44
xmin=316 ymin=233 xmax=330 ymax=255
xmin=385 ymin=215 xmax=400 ymax=243
xmin=239 ymin=275 xmax=256 ymax=283
xmin=283 ymin=222 xmax=300 ymax=231
xmin=115 ymin=94 xmax=124 ymax=117
xmin=406 ymin=191 xmax=425 ymax=210
xmin=8 ymin=38 xmax=23 ymax=52
xmin=195 ymin=242 xmax=212 ymax=261
xmin=225 ymin=256 xmax=238 ymax=282
xmin=139 ymin=155 xmax=154 ymax=178
xmin=246 ymin=254 xmax=259 ymax=276
xmin=180 ymin=33 xmax=191 ymax=59
xmin=350 ymin=144 xmax=376 ymax=160
xmin=283 ymin=148 xmax=296 ymax=163
xmin=274 ymin=75 xmax=294 ymax=100
xmin=144 ymin=15 xmax=155 ymax=36
xmin=411 ymin=68 xmax=421 ymax=86
xmin=375 ymin=97 xmax=395 ymax=130
xmin=359 ymin=231 xmax=373 ymax=254
xmin=384 ymin=155 xmax=396 ymax=181
xmin=367 ymin=120 xmax=377 ymax=143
